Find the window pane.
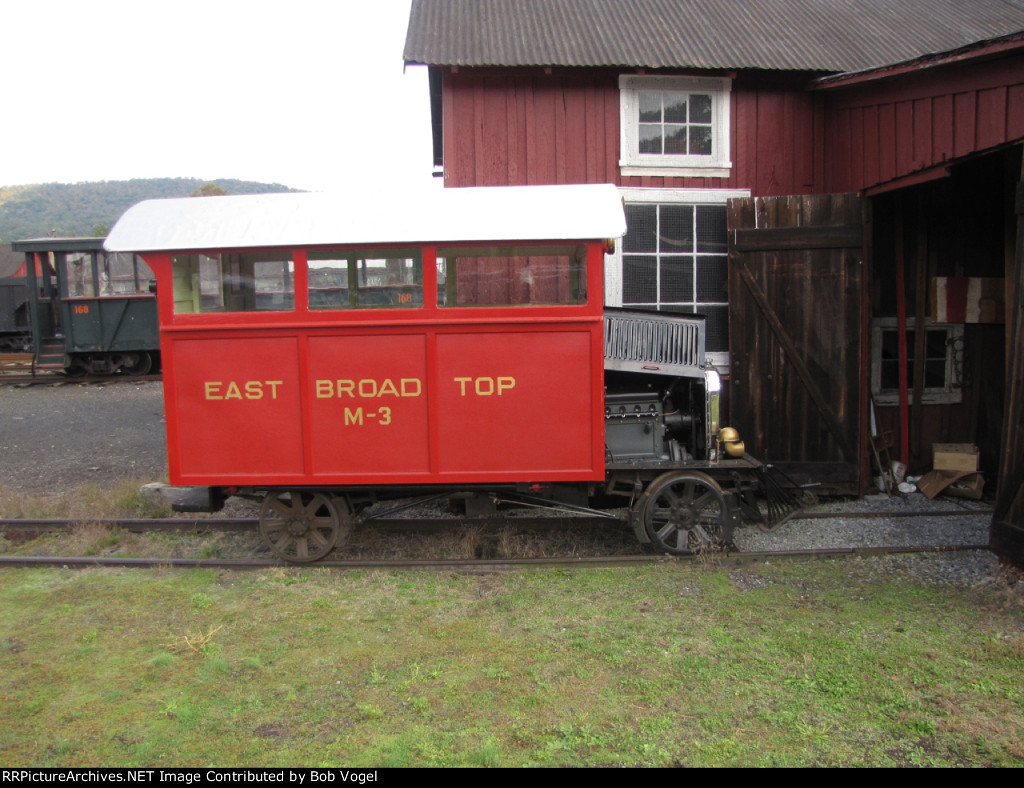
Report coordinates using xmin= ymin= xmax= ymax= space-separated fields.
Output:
xmin=696 ymin=206 xmax=728 ymax=253
xmin=925 ymin=330 xmax=948 ymax=358
xmin=881 ymin=358 xmax=899 ymax=390
xmin=659 ymin=255 xmax=694 ymax=302
xmin=659 ymin=205 xmax=694 ymax=252
xmin=639 ymin=124 xmax=662 ymax=153
xmin=663 ymin=92 xmax=688 ymax=123
xmin=622 ymin=256 xmax=657 ymax=303
xmin=99 ymin=252 xmax=142 ymax=295
xmin=924 ymin=359 xmax=947 ymax=388
xmin=689 ymin=125 xmax=712 ymax=155
xmin=307 ymin=255 xmax=350 ymax=309
xmin=664 ymin=125 xmax=688 ymax=154
xmin=308 ymin=249 xmax=421 ymax=310
xmin=690 ymin=94 xmax=713 ymax=123
xmin=638 ymin=92 xmax=662 ymax=122
xmin=357 ymin=258 xmax=421 ymax=307
xmin=252 ymin=258 xmax=295 ymax=311
xmin=198 ymin=256 xmax=223 ymax=310
xmin=64 ymin=253 xmax=94 ymax=297
xmin=170 ymin=252 xmax=294 ymax=313
xmin=696 ymin=256 xmax=729 ymax=302
xmin=438 ymin=245 xmax=585 ymax=307
xmin=171 ymin=253 xmax=223 ymax=313
xmin=623 ymin=204 xmax=657 ymax=253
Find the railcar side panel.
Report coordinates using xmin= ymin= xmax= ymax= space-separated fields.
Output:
xmin=308 ymin=332 xmax=431 ymax=475
xmin=171 ymin=336 xmax=305 ymax=478
xmin=434 ymin=329 xmax=595 ymax=475
xmin=162 ymin=321 xmax=604 ymax=487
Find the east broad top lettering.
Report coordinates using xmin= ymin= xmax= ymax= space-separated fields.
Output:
xmin=202 ymin=375 xmax=519 ymax=402
xmin=315 ymin=378 xmax=422 ymax=399
xmin=204 ymin=381 xmax=284 ymax=400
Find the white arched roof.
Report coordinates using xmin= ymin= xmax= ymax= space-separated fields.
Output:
xmin=104 ymin=184 xmax=626 ymax=253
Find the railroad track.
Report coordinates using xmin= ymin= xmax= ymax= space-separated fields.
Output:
xmin=0 ymin=372 xmax=162 ymax=386
xmin=0 ymin=543 xmax=992 ymax=571
xmin=0 ymin=507 xmax=994 ymax=533
xmin=0 ymin=510 xmax=995 ymax=571
xmin=0 ymin=353 xmax=34 ymax=375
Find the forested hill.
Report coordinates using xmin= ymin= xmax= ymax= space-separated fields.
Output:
xmin=0 ymin=178 xmax=297 ymax=242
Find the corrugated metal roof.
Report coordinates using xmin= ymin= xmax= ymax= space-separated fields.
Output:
xmin=104 ymin=186 xmax=627 ymax=253
xmin=404 ymin=0 xmax=1024 ymax=72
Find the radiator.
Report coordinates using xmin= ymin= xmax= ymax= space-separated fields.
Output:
xmin=603 ymin=309 xmax=706 ymax=378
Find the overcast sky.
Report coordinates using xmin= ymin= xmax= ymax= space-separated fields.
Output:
xmin=4 ymin=0 xmax=437 ymax=193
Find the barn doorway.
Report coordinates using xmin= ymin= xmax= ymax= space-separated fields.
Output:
xmin=868 ymin=145 xmax=1019 ymax=484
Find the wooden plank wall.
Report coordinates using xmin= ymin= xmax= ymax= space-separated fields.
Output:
xmin=441 ymin=68 xmax=826 ymax=195
xmin=727 ymin=193 xmax=865 ymax=493
xmin=823 ymin=53 xmax=1024 ymax=193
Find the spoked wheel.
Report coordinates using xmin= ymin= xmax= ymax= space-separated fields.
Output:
xmin=121 ymin=351 xmax=152 ymax=376
xmin=640 ymin=471 xmax=729 ymax=556
xmin=259 ymin=491 xmax=348 ymax=563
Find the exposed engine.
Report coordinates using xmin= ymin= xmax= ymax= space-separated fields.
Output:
xmin=603 ymin=309 xmax=740 ymax=465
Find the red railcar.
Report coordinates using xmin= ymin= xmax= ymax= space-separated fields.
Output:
xmin=106 ymin=185 xmax=791 ymax=561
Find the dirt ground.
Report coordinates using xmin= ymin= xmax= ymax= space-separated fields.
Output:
xmin=0 ymin=381 xmax=168 ymax=492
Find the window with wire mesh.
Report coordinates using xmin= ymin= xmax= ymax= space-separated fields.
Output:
xmin=621 ymin=203 xmax=729 ymax=352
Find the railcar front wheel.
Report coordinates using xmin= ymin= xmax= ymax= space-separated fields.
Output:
xmin=641 ymin=471 xmax=728 ymax=556
xmin=259 ymin=491 xmax=345 ymax=563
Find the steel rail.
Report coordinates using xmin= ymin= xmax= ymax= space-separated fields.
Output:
xmin=0 ymin=515 xmax=625 ymax=532
xmin=791 ymin=508 xmax=992 ymax=519
xmin=0 ymin=507 xmax=994 ymax=534
xmin=0 ymin=543 xmax=992 ymax=571
xmin=0 ymin=373 xmax=161 ymax=386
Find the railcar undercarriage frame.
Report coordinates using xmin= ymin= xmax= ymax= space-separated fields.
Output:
xmin=175 ymin=457 xmax=801 ymax=563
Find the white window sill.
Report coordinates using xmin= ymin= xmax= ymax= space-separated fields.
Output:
xmin=620 ymin=164 xmax=732 ymax=179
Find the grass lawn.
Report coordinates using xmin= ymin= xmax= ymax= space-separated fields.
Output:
xmin=1 ymin=556 xmax=1022 ymax=767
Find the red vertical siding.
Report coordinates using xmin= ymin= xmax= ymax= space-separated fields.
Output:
xmin=441 ymin=67 xmax=825 ymax=195
xmin=823 ymin=52 xmax=1024 ymax=193
xmin=1009 ymin=84 xmax=1024 ymax=139
xmin=440 ymin=53 xmax=1023 ymax=197
xmin=912 ymin=97 xmax=932 ymax=165
xmin=978 ymin=86 xmax=1008 ymax=150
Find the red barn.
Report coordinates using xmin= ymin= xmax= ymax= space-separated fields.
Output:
xmin=404 ymin=0 xmax=1024 ymax=564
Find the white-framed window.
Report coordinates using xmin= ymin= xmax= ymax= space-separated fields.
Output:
xmin=619 ymin=75 xmax=732 ymax=178
xmin=870 ymin=318 xmax=964 ymax=405
xmin=606 ymin=188 xmax=750 ymax=369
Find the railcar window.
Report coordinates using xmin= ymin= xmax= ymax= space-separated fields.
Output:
xmin=98 ymin=253 xmax=155 ymax=296
xmin=63 ymin=253 xmax=96 ymax=298
xmin=437 ymin=245 xmax=586 ymax=307
xmin=307 ymin=249 xmax=422 ymax=309
xmin=171 ymin=253 xmax=295 ymax=313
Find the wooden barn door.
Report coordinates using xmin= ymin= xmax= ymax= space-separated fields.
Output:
xmin=727 ymin=193 xmax=866 ymax=494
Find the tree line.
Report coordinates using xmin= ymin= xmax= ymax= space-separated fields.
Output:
xmin=0 ymin=178 xmax=295 ymax=242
